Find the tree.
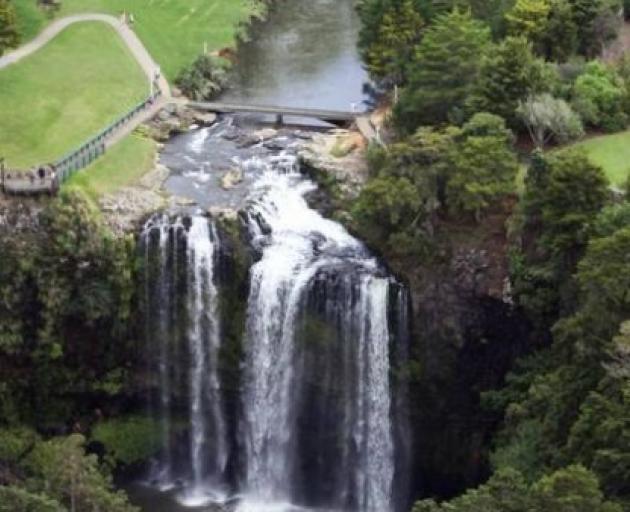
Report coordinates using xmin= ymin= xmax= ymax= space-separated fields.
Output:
xmin=364 ymin=0 xmax=424 ymax=85
xmin=572 ymin=61 xmax=628 ymax=131
xmin=25 ymin=434 xmax=137 ymax=512
xmin=510 ymin=150 xmax=608 ymax=325
xmin=468 ymin=36 xmax=554 ymax=128
xmin=518 ymin=93 xmax=584 ymax=148
xmin=570 ymin=0 xmax=623 ymax=57
xmin=505 ymin=0 xmax=552 ymax=46
xmin=446 ymin=113 xmax=518 ymax=220
xmin=351 ymin=175 xmax=425 ymax=252
xmin=412 ymin=466 xmax=621 ymax=512
xmin=0 ymin=486 xmax=64 ymax=512
xmin=0 ymin=0 xmax=18 ymax=55
xmin=541 ymin=0 xmax=579 ymax=61
xmin=175 ymin=55 xmax=229 ymax=100
xmin=394 ymin=9 xmax=491 ymax=131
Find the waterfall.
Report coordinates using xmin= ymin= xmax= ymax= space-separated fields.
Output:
xmin=141 ymin=215 xmax=228 ymax=505
xmin=239 ymin=157 xmax=397 ymax=511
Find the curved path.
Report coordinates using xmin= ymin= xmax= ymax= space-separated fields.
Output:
xmin=0 ymin=13 xmax=170 ymax=96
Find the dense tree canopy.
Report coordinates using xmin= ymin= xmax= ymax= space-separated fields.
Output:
xmin=394 ymin=9 xmax=491 ymax=130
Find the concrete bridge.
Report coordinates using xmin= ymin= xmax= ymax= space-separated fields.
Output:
xmin=186 ymin=101 xmax=359 ymax=127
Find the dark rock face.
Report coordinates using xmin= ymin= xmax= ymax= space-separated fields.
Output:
xmin=400 ymin=213 xmax=532 ymax=500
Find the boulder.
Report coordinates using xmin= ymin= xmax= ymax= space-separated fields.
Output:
xmin=221 ymin=168 xmax=243 ymax=190
xmin=194 ymin=111 xmax=218 ymax=126
xmin=252 ymin=128 xmax=277 ymax=141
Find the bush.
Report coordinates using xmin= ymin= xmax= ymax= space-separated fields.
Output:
xmin=572 ymin=61 xmax=628 ymax=132
xmin=0 ymin=486 xmax=64 ymax=512
xmin=175 ymin=55 xmax=229 ymax=100
xmin=91 ymin=416 xmax=162 ymax=466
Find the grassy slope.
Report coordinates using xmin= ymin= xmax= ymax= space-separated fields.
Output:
xmin=571 ymin=131 xmax=630 ymax=186
xmin=55 ymin=0 xmax=257 ymax=80
xmin=0 ymin=22 xmax=147 ymax=168
xmin=66 ymin=134 xmax=156 ymax=198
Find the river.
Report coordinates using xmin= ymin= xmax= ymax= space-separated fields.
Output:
xmin=127 ymin=1 xmax=402 ymax=511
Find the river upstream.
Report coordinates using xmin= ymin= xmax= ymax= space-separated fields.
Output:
xmin=126 ymin=2 xmax=411 ymax=512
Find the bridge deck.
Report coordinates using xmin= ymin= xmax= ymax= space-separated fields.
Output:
xmin=187 ymin=101 xmax=358 ymax=123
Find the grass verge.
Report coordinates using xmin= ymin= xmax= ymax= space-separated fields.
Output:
xmin=55 ymin=0 xmax=264 ymax=80
xmin=66 ymin=134 xmax=156 ymax=198
xmin=570 ymin=131 xmax=630 ymax=186
xmin=0 ymin=22 xmax=148 ymax=168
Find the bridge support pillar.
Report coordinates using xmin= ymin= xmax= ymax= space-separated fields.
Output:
xmin=275 ymin=113 xmax=284 ymax=126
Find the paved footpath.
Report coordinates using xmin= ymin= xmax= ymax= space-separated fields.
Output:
xmin=0 ymin=13 xmax=170 ymax=96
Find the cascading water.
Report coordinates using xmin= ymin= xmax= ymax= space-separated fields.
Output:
xmin=142 ymin=214 xmax=228 ymax=506
xmin=239 ymin=153 xmax=399 ymax=512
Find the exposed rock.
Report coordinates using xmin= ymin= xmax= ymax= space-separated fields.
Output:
xmin=99 ymin=188 xmax=166 ymax=234
xmin=298 ymin=130 xmax=368 ymax=201
xmin=193 ymin=111 xmax=218 ymax=126
xmin=263 ymin=138 xmax=290 ymax=151
xmin=221 ymin=168 xmax=243 ymax=190
xmin=138 ymin=164 xmax=170 ymax=190
xmin=208 ymin=206 xmax=238 ymax=221
xmin=252 ymin=128 xmax=277 ymax=141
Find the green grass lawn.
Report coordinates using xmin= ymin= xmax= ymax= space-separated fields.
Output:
xmin=55 ymin=0 xmax=261 ymax=80
xmin=571 ymin=131 xmax=630 ymax=186
xmin=66 ymin=134 xmax=156 ymax=198
xmin=0 ymin=22 xmax=148 ymax=168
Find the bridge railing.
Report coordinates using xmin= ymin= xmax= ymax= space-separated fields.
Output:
xmin=2 ymin=86 xmax=162 ymax=195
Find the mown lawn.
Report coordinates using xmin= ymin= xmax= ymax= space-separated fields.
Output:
xmin=571 ymin=131 xmax=630 ymax=186
xmin=56 ymin=0 xmax=261 ymax=80
xmin=66 ymin=134 xmax=156 ymax=198
xmin=0 ymin=22 xmax=148 ymax=168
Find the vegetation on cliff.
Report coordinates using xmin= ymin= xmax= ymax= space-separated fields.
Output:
xmin=356 ymin=0 xmax=630 ymax=509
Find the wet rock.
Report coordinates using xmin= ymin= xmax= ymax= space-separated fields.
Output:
xmin=252 ymin=128 xmax=277 ymax=141
xmin=221 ymin=127 xmax=240 ymax=141
xmin=193 ymin=111 xmax=218 ymax=126
xmin=221 ymin=168 xmax=243 ymax=190
xmin=235 ymin=135 xmax=259 ymax=148
xmin=208 ymin=206 xmax=238 ymax=221
xmin=263 ymin=138 xmax=289 ymax=151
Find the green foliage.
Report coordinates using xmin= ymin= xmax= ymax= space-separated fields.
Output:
xmin=570 ymin=0 xmax=623 ymax=57
xmin=412 ymin=465 xmax=621 ymax=512
xmin=0 ymin=190 xmax=138 ymax=425
xmin=572 ymin=61 xmax=628 ymax=132
xmin=395 ymin=9 xmax=491 ymax=130
xmin=351 ymin=175 xmax=425 ymax=254
xmin=511 ymin=149 xmax=608 ymax=324
xmin=0 ymin=0 xmax=19 ymax=55
xmin=175 ymin=55 xmax=229 ymax=101
xmin=91 ymin=416 xmax=162 ymax=466
xmin=541 ymin=0 xmax=579 ymax=61
xmin=446 ymin=113 xmax=518 ymax=220
xmin=0 ymin=426 xmax=40 ymax=464
xmin=0 ymin=486 xmax=64 ymax=512
xmin=24 ymin=434 xmax=137 ymax=512
xmin=505 ymin=0 xmax=552 ymax=44
xmin=364 ymin=0 xmax=424 ymax=85
xmin=468 ymin=36 xmax=554 ymax=128
xmin=518 ymin=93 xmax=584 ymax=148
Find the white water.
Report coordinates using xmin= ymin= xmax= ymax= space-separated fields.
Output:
xmin=180 ymin=217 xmax=227 ymax=505
xmin=240 ymin=156 xmax=395 ymax=511
xmin=142 ymin=215 xmax=228 ymax=505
